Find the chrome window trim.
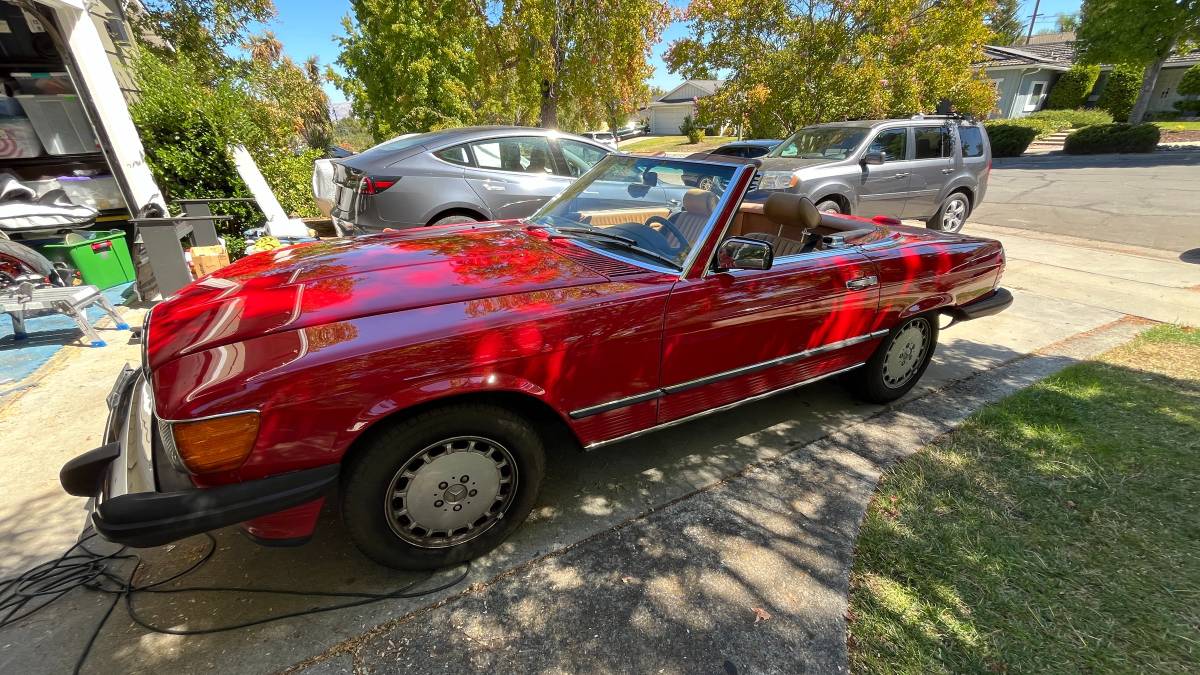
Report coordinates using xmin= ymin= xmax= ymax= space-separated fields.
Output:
xmin=584 ymin=362 xmax=866 ymax=450
xmin=568 ymin=329 xmax=888 ymax=420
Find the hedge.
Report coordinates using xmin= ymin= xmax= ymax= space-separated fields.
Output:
xmin=1044 ymin=64 xmax=1101 ymax=110
xmin=984 ymin=123 xmax=1039 ymax=157
xmin=1026 ymin=108 xmax=1113 ymax=130
xmin=1096 ymin=65 xmax=1143 ymax=122
xmin=1063 ymin=123 xmax=1160 ymax=154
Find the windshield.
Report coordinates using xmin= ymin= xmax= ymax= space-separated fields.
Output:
xmin=528 ymin=156 xmax=739 ymax=271
xmin=768 ymin=127 xmax=868 ymax=160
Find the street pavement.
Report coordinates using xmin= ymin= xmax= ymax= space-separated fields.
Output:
xmin=0 ymin=153 xmax=1197 ymax=674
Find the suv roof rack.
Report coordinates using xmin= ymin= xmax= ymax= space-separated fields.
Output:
xmin=909 ymin=112 xmax=977 ymax=122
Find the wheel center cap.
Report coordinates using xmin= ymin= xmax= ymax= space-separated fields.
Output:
xmin=443 ymin=484 xmax=468 ymax=503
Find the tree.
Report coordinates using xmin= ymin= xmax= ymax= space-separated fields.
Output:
xmin=134 ymin=0 xmax=276 ymax=78
xmin=1044 ymin=63 xmax=1101 ymax=109
xmin=668 ymin=0 xmax=997 ymax=138
xmin=1077 ymin=0 xmax=1200 ymax=122
xmin=987 ymin=0 xmax=1025 ymax=46
xmin=1056 ymin=14 xmax=1080 ymax=32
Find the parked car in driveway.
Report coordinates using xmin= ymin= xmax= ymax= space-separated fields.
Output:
xmin=580 ymin=131 xmax=618 ymax=148
xmin=330 ymin=127 xmax=613 ymax=235
xmin=706 ymin=139 xmax=781 ymax=158
xmin=756 ymin=115 xmax=991 ymax=232
xmin=61 ymin=155 xmax=1012 ymax=571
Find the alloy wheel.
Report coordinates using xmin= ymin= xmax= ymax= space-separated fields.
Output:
xmin=384 ymin=436 xmax=517 ymax=549
xmin=882 ymin=319 xmax=931 ymax=389
xmin=940 ymin=195 xmax=968 ymax=233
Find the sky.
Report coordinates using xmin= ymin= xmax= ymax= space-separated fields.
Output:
xmin=252 ymin=0 xmax=1084 ymax=106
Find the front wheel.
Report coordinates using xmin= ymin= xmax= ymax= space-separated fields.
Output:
xmin=850 ymin=314 xmax=939 ymax=403
xmin=815 ymin=199 xmax=843 ymax=215
xmin=340 ymin=404 xmax=545 ymax=570
xmin=927 ymin=192 xmax=970 ymax=233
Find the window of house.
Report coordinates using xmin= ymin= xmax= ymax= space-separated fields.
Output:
xmin=1024 ymin=82 xmax=1046 ymax=111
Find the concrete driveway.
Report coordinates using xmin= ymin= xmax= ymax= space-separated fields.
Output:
xmin=0 ymin=152 xmax=1197 ymax=674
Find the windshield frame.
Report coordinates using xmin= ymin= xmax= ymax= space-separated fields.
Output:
xmin=526 ymin=154 xmax=754 ymax=278
xmin=767 ymin=125 xmax=870 ymax=160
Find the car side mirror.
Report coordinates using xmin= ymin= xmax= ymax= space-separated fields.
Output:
xmin=716 ymin=237 xmax=773 ymax=271
xmin=862 ymin=151 xmax=885 ymax=166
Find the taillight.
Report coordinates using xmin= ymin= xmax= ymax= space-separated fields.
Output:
xmin=359 ymin=177 xmax=397 ymax=195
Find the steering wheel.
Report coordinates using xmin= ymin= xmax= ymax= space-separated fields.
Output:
xmin=644 ymin=215 xmax=689 ymax=254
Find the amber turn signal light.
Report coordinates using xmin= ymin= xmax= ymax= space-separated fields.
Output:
xmin=172 ymin=412 xmax=260 ymax=474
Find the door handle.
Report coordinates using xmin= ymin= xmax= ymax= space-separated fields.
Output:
xmin=482 ymin=183 xmax=506 ymax=191
xmin=941 ymin=168 xmax=955 ymax=174
xmin=893 ymin=173 xmax=910 ymax=179
xmin=846 ymin=275 xmax=879 ymax=290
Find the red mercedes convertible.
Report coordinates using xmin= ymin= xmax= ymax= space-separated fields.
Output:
xmin=61 ymin=155 xmax=1011 ymax=569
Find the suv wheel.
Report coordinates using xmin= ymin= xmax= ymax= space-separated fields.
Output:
xmin=815 ymin=199 xmax=843 ymax=214
xmin=928 ymin=192 xmax=970 ymax=233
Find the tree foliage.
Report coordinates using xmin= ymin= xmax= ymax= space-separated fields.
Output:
xmin=1044 ymin=63 xmax=1101 ymax=109
xmin=1077 ymin=0 xmax=1200 ymax=121
xmin=1096 ymin=64 xmax=1143 ymax=121
xmin=987 ymin=0 xmax=1026 ymax=46
xmin=330 ymin=0 xmax=672 ymax=138
xmin=1179 ymin=63 xmax=1200 ymax=96
xmin=666 ymin=0 xmax=997 ymax=138
xmin=133 ymin=0 xmax=276 ymax=78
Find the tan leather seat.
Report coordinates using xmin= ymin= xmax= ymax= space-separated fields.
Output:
xmin=673 ymin=189 xmax=717 ymax=242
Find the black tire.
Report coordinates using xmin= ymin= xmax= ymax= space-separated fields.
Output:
xmin=927 ymin=191 xmax=970 ymax=233
xmin=0 ymin=239 xmax=65 ymax=285
xmin=340 ymin=404 xmax=545 ymax=570
xmin=429 ymin=214 xmax=480 ymax=226
xmin=815 ymin=198 xmax=843 ymax=214
xmin=850 ymin=314 xmax=939 ymax=403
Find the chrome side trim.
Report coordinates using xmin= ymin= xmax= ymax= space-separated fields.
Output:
xmin=568 ymin=389 xmax=663 ymax=420
xmin=661 ymin=330 xmax=888 ymax=395
xmin=584 ymin=362 xmax=866 ymax=450
xmin=568 ymin=329 xmax=889 ymax=420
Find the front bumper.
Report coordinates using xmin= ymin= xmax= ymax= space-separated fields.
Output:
xmin=60 ymin=365 xmax=338 ymax=548
xmin=947 ymin=287 xmax=1014 ymax=322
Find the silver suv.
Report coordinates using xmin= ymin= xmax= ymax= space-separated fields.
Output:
xmin=754 ymin=116 xmax=990 ymax=232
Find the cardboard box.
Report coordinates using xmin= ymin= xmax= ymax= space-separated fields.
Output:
xmin=188 ymin=245 xmax=230 ymax=278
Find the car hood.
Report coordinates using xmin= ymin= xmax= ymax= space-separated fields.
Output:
xmin=145 ymin=224 xmax=607 ymax=370
xmin=756 ymin=157 xmax=842 ymax=173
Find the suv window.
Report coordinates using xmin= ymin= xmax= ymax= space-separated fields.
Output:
xmin=434 ymin=144 xmax=471 ymax=166
xmin=867 ymin=128 xmax=907 ymax=161
xmin=469 ymin=136 xmax=555 ymax=174
xmin=913 ymin=126 xmax=951 ymax=159
xmin=958 ymin=126 xmax=985 ymax=158
xmin=556 ymin=139 xmax=608 ymax=177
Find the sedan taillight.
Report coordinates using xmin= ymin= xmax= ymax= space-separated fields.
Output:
xmin=359 ymin=177 xmax=398 ymax=195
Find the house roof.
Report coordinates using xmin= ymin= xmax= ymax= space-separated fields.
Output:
xmin=654 ymin=79 xmax=725 ymax=103
xmin=977 ymin=39 xmax=1200 ymax=70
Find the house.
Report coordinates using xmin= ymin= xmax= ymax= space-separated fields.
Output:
xmin=977 ymin=35 xmax=1200 ymax=119
xmin=639 ymin=79 xmax=723 ymax=134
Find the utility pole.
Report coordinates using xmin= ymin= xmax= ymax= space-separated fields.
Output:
xmin=1025 ymin=0 xmax=1042 ymax=45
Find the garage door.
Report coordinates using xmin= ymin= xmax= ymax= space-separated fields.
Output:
xmin=651 ymin=107 xmax=690 ymax=135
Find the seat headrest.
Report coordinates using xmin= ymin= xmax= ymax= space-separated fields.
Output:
xmin=763 ymin=192 xmax=820 ymax=230
xmin=682 ymin=189 xmax=717 ymax=215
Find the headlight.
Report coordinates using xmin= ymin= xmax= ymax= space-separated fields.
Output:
xmin=759 ymin=171 xmax=799 ymax=190
xmin=169 ymin=412 xmax=260 ymax=473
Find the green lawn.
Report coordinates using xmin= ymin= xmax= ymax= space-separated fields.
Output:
xmin=619 ymin=135 xmax=737 ymax=153
xmin=848 ymin=325 xmax=1200 ymax=674
xmin=1154 ymin=121 xmax=1200 ymax=132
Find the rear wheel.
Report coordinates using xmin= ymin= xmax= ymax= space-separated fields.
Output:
xmin=429 ymin=214 xmax=480 ymax=226
xmin=850 ymin=314 xmax=939 ymax=403
xmin=340 ymin=404 xmax=545 ymax=570
xmin=815 ymin=198 xmax=843 ymax=215
xmin=927 ymin=191 xmax=970 ymax=233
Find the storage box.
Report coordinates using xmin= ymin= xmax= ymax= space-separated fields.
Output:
xmin=57 ymin=175 xmax=124 ymax=210
xmin=0 ymin=117 xmax=44 ymax=158
xmin=187 ymin=245 xmax=231 ymax=278
xmin=11 ymin=72 xmax=73 ymax=95
xmin=14 ymin=95 xmax=99 ymax=155
xmin=42 ymin=230 xmax=136 ymax=289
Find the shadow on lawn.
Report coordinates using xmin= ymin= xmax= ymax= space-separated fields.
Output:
xmin=0 ymin=336 xmax=1034 ymax=674
xmin=847 ymin=359 xmax=1200 ymax=673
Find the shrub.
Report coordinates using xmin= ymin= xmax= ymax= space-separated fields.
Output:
xmin=1173 ymin=100 xmax=1200 ymax=114
xmin=983 ymin=122 xmax=1038 ymax=157
xmin=1027 ymin=108 xmax=1113 ymax=129
xmin=679 ymin=114 xmax=704 ymax=144
xmin=1044 ymin=64 xmax=1101 ymax=110
xmin=1063 ymin=123 xmax=1160 ymax=154
xmin=995 ymin=116 xmax=1057 ymax=137
xmin=1096 ymin=64 xmax=1143 ymax=122
xmin=1179 ymin=64 xmax=1200 ymax=97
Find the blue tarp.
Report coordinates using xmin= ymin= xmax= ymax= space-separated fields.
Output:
xmin=0 ymin=282 xmax=136 ymax=392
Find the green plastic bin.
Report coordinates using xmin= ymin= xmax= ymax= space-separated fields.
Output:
xmin=43 ymin=230 xmax=135 ymax=289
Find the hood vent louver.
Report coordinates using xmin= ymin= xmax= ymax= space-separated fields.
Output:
xmin=552 ymin=241 xmax=648 ymax=278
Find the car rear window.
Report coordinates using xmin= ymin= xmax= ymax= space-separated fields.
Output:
xmin=434 ymin=144 xmax=472 ymax=166
xmin=958 ymin=126 xmax=986 ymax=157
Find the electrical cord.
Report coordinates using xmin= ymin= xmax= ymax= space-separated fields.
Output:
xmin=0 ymin=530 xmax=469 ymax=674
